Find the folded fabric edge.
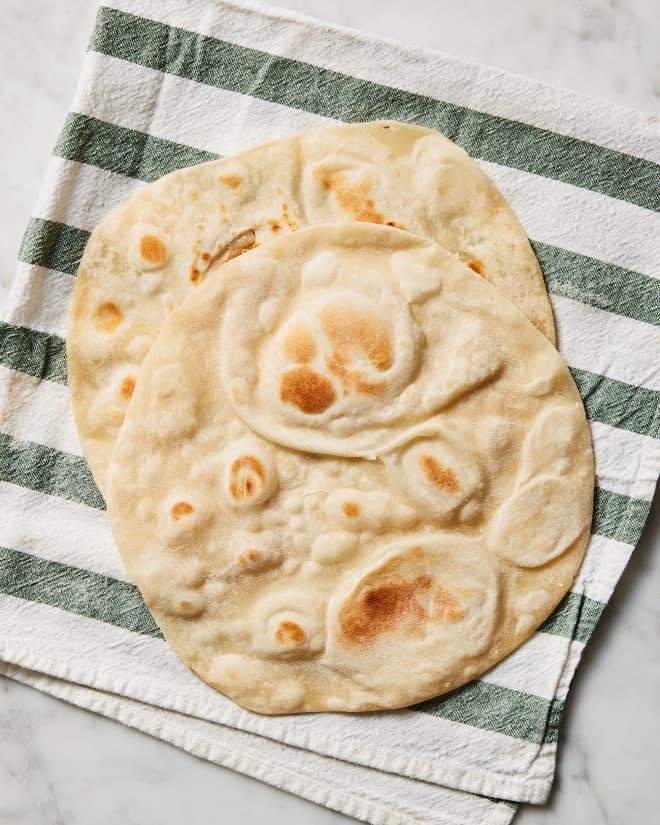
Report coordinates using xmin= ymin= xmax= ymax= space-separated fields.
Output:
xmin=0 ymin=661 xmax=518 ymax=825
xmin=0 ymin=633 xmax=557 ymax=805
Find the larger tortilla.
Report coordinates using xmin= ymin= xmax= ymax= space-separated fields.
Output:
xmin=106 ymin=225 xmax=591 ymax=715
xmin=68 ymin=120 xmax=555 ymax=495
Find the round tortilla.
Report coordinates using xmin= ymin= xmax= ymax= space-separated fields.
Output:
xmin=106 ymin=225 xmax=591 ymax=715
xmin=68 ymin=120 xmax=555 ymax=495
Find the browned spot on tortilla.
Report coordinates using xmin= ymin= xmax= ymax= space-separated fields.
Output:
xmin=179 ymin=600 xmax=193 ymax=610
xmin=419 ymin=454 xmax=460 ymax=492
xmin=386 ymin=220 xmax=407 ymax=230
xmin=93 ymin=302 xmax=123 ymax=332
xmin=170 ymin=501 xmax=194 ymax=520
xmin=275 ymin=620 xmax=305 ymax=645
xmin=354 ymin=376 xmax=388 ymax=395
xmin=118 ymin=375 xmax=136 ymax=401
xmin=325 ymin=351 xmax=388 ymax=396
xmin=238 ymin=549 xmax=262 ymax=565
xmin=280 ymin=367 xmax=336 ymax=414
xmin=432 ymin=588 xmax=465 ymax=621
xmin=382 ymin=124 xmax=390 ymax=129
xmin=220 ymin=174 xmax=242 ymax=189
xmin=342 ymin=501 xmax=361 ymax=517
xmin=229 ymin=455 xmax=266 ymax=501
xmin=467 ymin=259 xmax=485 ymax=277
xmin=283 ymin=324 xmax=317 ymax=364
xmin=268 ymin=219 xmax=282 ymax=232
xmin=321 ymin=305 xmax=393 ymax=372
xmin=340 ymin=574 xmax=432 ymax=644
xmin=190 ymin=266 xmax=201 ymax=283
xmin=218 ymin=228 xmax=257 ymax=263
xmin=139 ymin=234 xmax=167 ymax=264
xmin=281 ymin=202 xmax=298 ymax=231
xmin=317 ymin=169 xmax=386 ymax=224
xmin=201 ymin=251 xmax=211 ymax=262
xmin=320 ymin=305 xmax=393 ymax=396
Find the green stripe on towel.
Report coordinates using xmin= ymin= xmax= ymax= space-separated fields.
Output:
xmin=592 ymin=487 xmax=652 ymax=546
xmin=55 ymin=112 xmax=218 ymax=182
xmin=0 ymin=545 xmax=161 ymax=638
xmin=0 ymin=433 xmax=104 ymax=510
xmin=0 ymin=322 xmax=67 ymax=384
xmin=532 ymin=241 xmax=660 ymax=328
xmin=570 ymin=368 xmax=660 ymax=439
xmin=416 ymin=681 xmax=563 ymax=743
xmin=19 ymin=217 xmax=89 ymax=276
xmin=539 ymin=591 xmax=606 ymax=644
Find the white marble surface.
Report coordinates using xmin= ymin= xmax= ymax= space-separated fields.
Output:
xmin=0 ymin=1 xmax=658 ymax=823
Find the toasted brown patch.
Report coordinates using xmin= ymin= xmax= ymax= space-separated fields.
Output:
xmin=229 ymin=455 xmax=266 ymax=502
xmin=239 ymin=549 xmax=262 ymax=565
xmin=320 ymin=305 xmax=393 ymax=396
xmin=340 ymin=575 xmax=433 ymax=644
xmin=419 ymin=454 xmax=460 ymax=492
xmin=317 ymin=169 xmax=386 ymax=225
xmin=218 ymin=229 xmax=257 ymax=263
xmin=283 ymin=324 xmax=317 ymax=364
xmin=179 ymin=600 xmax=193 ymax=610
xmin=268 ymin=219 xmax=282 ymax=233
xmin=220 ymin=174 xmax=242 ymax=189
xmin=354 ymin=376 xmax=388 ymax=395
xmin=201 ymin=251 xmax=211 ymax=262
xmin=342 ymin=501 xmax=361 ymax=518
xmin=280 ymin=367 xmax=336 ymax=414
xmin=139 ymin=234 xmax=167 ymax=264
xmin=321 ymin=306 xmax=393 ymax=372
xmin=190 ymin=266 xmax=201 ymax=283
xmin=118 ymin=375 xmax=136 ymax=401
xmin=324 ymin=352 xmax=388 ymax=397
xmin=386 ymin=220 xmax=407 ymax=230
xmin=432 ymin=588 xmax=465 ymax=621
xmin=467 ymin=259 xmax=485 ymax=277
xmin=275 ymin=620 xmax=306 ymax=645
xmin=170 ymin=501 xmax=194 ymax=520
xmin=382 ymin=124 xmax=390 ymax=129
xmin=93 ymin=302 xmax=123 ymax=332
xmin=281 ymin=202 xmax=298 ymax=231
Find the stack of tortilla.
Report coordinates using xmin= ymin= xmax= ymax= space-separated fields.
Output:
xmin=67 ymin=120 xmax=594 ymax=714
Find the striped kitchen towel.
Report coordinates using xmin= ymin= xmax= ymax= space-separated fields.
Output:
xmin=1 ymin=1 xmax=659 ymax=823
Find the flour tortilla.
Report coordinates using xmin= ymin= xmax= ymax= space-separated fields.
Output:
xmin=68 ymin=120 xmax=555 ymax=494
xmin=106 ymin=225 xmax=591 ymax=715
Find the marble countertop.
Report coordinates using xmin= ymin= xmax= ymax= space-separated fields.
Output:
xmin=1 ymin=1 xmax=658 ymax=823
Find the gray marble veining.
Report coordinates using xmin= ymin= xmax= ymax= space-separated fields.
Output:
xmin=0 ymin=1 xmax=658 ymax=823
